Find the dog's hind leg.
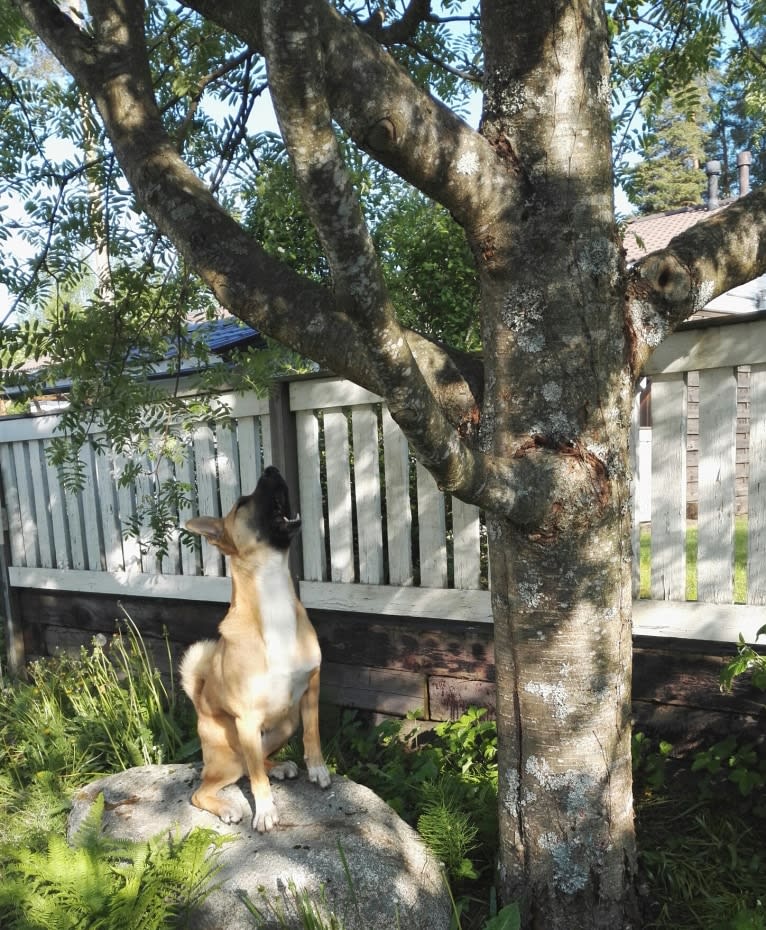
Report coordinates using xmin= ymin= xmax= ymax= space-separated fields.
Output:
xmin=192 ymin=712 xmax=246 ymax=824
xmin=300 ymin=669 xmax=331 ymax=788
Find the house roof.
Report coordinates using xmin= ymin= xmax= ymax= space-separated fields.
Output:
xmin=623 ymin=197 xmax=766 ymax=316
xmin=1 ymin=315 xmax=264 ymax=402
xmin=623 ymin=203 xmax=729 ymax=264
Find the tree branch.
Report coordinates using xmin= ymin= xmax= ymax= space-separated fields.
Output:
xmin=180 ymin=0 xmax=505 ymax=235
xmin=626 ymin=187 xmax=766 ymax=373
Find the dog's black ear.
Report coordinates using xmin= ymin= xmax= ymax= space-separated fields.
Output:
xmin=186 ymin=516 xmax=226 ymax=547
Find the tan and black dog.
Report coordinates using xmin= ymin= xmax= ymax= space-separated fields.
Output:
xmin=179 ymin=466 xmax=330 ymax=832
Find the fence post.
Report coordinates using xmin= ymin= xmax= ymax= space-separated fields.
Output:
xmin=268 ymin=378 xmax=304 ymax=582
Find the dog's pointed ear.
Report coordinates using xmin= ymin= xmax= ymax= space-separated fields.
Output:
xmin=186 ymin=516 xmax=227 ymax=548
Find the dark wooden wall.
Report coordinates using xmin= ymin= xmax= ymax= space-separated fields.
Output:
xmin=17 ymin=588 xmax=764 ymax=752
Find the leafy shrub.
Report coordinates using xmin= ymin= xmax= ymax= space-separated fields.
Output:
xmin=326 ymin=707 xmax=498 ymax=884
xmin=0 ymin=618 xmax=196 ymax=787
xmin=0 ymin=792 xmax=228 ymax=930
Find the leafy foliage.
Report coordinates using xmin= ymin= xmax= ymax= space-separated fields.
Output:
xmin=0 ymin=618 xmax=196 ymax=786
xmin=327 ymin=706 xmax=498 ymax=885
xmin=0 ymin=792 xmax=229 ymax=930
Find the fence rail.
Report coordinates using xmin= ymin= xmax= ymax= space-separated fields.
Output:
xmin=2 ymin=315 xmax=766 ymax=646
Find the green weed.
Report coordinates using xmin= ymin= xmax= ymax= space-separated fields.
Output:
xmin=0 ymin=792 xmax=229 ymax=930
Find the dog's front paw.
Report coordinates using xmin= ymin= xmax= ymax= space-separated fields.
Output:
xmin=307 ymin=764 xmax=331 ymax=789
xmin=218 ymin=804 xmax=244 ymax=825
xmin=269 ymin=760 xmax=299 ymax=781
xmin=252 ymin=796 xmax=279 ymax=833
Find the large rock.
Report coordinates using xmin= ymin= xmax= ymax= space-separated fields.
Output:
xmin=68 ymin=763 xmax=452 ymax=930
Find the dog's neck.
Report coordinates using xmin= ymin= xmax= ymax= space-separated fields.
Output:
xmin=229 ymin=549 xmax=297 ymax=650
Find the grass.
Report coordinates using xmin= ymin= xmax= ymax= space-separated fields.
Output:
xmin=0 ymin=624 xmax=763 ymax=930
xmin=639 ymin=516 xmax=749 ymax=602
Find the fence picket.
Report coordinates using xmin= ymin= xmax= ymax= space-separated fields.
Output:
xmin=94 ymin=446 xmax=124 ymax=573
xmin=29 ymin=441 xmax=54 ymax=569
xmin=416 ymin=462 xmax=448 ymax=588
xmin=697 ymin=367 xmax=737 ymax=604
xmin=381 ymin=407 xmax=413 ymax=585
xmin=351 ymin=405 xmax=384 ymax=584
xmin=295 ymin=409 xmax=326 ymax=581
xmin=175 ymin=444 xmax=198 ymax=577
xmin=0 ymin=445 xmax=25 ymax=567
xmin=748 ymin=363 xmax=766 ymax=605
xmin=45 ymin=458 xmax=69 ymax=569
xmin=324 ymin=410 xmax=354 ymax=583
xmin=193 ymin=424 xmax=223 ymax=577
xmin=237 ymin=416 xmax=262 ymax=494
xmin=452 ymin=496 xmax=481 ymax=589
xmin=650 ymin=374 xmax=687 ymax=601
xmin=630 ymin=389 xmax=641 ymax=598
xmin=13 ymin=443 xmax=39 ymax=568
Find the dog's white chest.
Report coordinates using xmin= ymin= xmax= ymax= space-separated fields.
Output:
xmin=256 ymin=560 xmax=316 ymax=706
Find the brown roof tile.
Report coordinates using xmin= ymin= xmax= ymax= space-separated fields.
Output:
xmin=623 ymin=203 xmax=730 ymax=264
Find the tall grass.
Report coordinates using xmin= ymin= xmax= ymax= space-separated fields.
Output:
xmin=0 ymin=616 xmax=197 ymax=787
xmin=639 ymin=517 xmax=748 ymax=602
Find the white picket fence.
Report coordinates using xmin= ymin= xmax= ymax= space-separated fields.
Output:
xmin=2 ymin=316 xmax=765 ymax=645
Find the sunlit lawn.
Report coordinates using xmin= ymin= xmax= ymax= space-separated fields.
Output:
xmin=639 ymin=517 xmax=748 ymax=603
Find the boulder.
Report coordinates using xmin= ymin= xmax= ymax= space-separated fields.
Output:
xmin=68 ymin=763 xmax=452 ymax=930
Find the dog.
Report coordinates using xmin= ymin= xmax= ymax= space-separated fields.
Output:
xmin=179 ymin=465 xmax=330 ymax=832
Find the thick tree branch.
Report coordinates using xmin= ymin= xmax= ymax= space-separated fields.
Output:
xmin=180 ymin=0 xmax=507 ymax=237
xmin=627 ymin=188 xmax=766 ymax=374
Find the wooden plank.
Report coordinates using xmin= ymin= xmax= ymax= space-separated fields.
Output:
xmin=748 ymin=363 xmax=766 ymax=605
xmin=323 ymin=410 xmax=354 ymax=583
xmin=295 ymin=410 xmax=326 ymax=581
xmin=632 ymin=599 xmax=765 ymax=644
xmin=629 ymin=389 xmax=642 ymax=597
xmin=216 ymin=423 xmax=241 ymax=516
xmin=94 ymin=445 xmax=124 ymax=573
xmin=381 ymin=407 xmax=413 ymax=585
xmin=175 ymin=444 xmax=198 ymax=576
xmin=314 ymin=613 xmax=495 ymax=679
xmin=28 ymin=441 xmax=54 ymax=569
xmin=13 ymin=442 xmax=39 ymax=568
xmin=0 ymin=444 xmax=25 ymax=567
xmin=416 ymin=462 xmax=447 ymax=588
xmin=0 ymin=414 xmax=66 ymax=443
xmin=451 ymin=496 xmax=481 ymax=589
xmin=236 ymin=416 xmax=262 ymax=494
xmin=213 ymin=392 xmax=270 ymax=419
xmin=134 ymin=458 xmax=162 ymax=576
xmin=650 ymin=375 xmax=686 ymax=600
xmin=193 ymin=424 xmax=223 ymax=577
xmin=320 ymin=662 xmax=427 ymax=716
xmin=8 ymin=565 xmax=232 ymax=602
xmin=261 ymin=413 xmax=273 ymax=465
xmin=156 ymin=454 xmax=181 ymax=576
xmin=114 ymin=452 xmax=142 ymax=575
xmin=300 ymin=579 xmax=493 ymax=622
xmin=351 ymin=405 xmax=384 ymax=584
xmin=45 ymin=457 xmax=69 ymax=570
xmin=644 ymin=317 xmax=766 ymax=375
xmin=697 ymin=367 xmax=737 ymax=603
xmin=429 ymin=677 xmax=496 ymax=721
xmin=290 ymin=377 xmax=381 ymax=412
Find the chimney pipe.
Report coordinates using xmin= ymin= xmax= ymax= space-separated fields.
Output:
xmin=706 ymin=160 xmax=721 ymax=209
xmin=737 ymin=151 xmax=752 ymax=197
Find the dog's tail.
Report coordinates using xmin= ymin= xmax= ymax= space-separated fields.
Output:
xmin=179 ymin=640 xmax=217 ymax=706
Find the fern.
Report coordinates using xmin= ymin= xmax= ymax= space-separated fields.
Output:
xmin=0 ymin=792 xmax=233 ymax=930
xmin=417 ymin=783 xmax=480 ymax=882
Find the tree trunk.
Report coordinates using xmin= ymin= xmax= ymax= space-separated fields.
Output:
xmin=479 ymin=1 xmax=639 ymax=924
